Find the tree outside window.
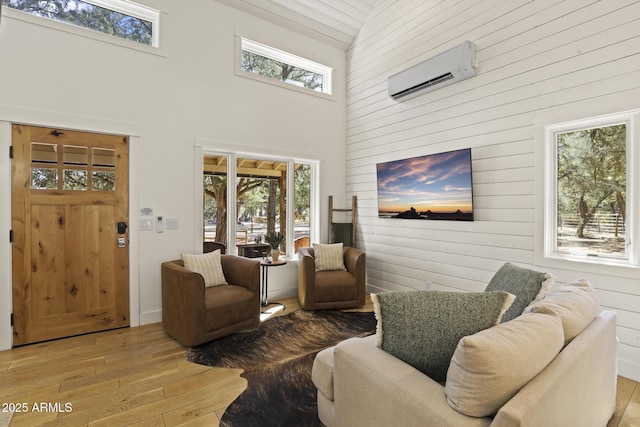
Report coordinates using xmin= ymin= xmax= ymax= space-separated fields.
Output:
xmin=203 ymin=155 xmax=313 ymax=256
xmin=2 ymin=0 xmax=156 ymax=46
xmin=241 ymin=50 xmax=324 ymax=92
xmin=239 ymin=37 xmax=332 ymax=95
xmin=553 ymin=122 xmax=628 ymax=259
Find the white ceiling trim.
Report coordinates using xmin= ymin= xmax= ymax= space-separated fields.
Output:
xmin=214 ymin=0 xmax=378 ymax=50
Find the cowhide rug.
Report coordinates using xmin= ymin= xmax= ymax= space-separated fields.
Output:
xmin=185 ymin=309 xmax=377 ymax=427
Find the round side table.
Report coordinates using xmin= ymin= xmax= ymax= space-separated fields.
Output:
xmin=260 ymin=259 xmax=287 ymax=311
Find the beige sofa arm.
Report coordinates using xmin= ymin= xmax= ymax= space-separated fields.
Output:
xmin=333 ymin=335 xmax=491 ymax=427
xmin=492 ymin=310 xmax=617 ymax=427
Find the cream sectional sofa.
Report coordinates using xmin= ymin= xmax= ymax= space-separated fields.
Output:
xmin=312 ymin=281 xmax=618 ymax=427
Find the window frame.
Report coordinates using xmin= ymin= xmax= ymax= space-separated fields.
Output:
xmin=199 ymin=148 xmax=318 ymax=259
xmin=235 ymin=36 xmax=334 ymax=99
xmin=89 ymin=0 xmax=159 ymax=47
xmin=543 ymin=110 xmax=640 ymax=268
xmin=2 ymin=0 xmax=160 ymax=48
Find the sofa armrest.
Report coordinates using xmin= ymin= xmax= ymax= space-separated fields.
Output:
xmin=343 ymin=247 xmax=365 ymax=305
xmin=297 ymin=247 xmax=316 ymax=308
xmin=491 ymin=310 xmax=618 ymax=427
xmin=220 ymin=255 xmax=260 ymax=294
xmin=161 ymin=259 xmax=206 ymax=308
xmin=343 ymin=246 xmax=364 ymax=275
xmin=161 ymin=260 xmax=206 ymax=346
xmin=332 ymin=335 xmax=491 ymax=427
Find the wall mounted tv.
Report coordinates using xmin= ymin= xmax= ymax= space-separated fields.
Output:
xmin=376 ymin=148 xmax=474 ymax=221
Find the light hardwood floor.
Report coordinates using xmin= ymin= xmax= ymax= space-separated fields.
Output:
xmin=0 ymin=296 xmax=637 ymax=426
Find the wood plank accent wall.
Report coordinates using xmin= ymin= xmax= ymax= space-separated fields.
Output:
xmin=346 ymin=0 xmax=640 ymax=381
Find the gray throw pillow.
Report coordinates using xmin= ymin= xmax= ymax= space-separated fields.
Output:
xmin=484 ymin=263 xmax=554 ymax=322
xmin=371 ymin=290 xmax=514 ymax=383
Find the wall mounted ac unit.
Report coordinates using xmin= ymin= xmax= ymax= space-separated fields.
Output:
xmin=388 ymin=41 xmax=477 ymax=102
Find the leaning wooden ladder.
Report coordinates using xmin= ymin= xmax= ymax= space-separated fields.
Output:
xmin=329 ymin=195 xmax=357 ymax=247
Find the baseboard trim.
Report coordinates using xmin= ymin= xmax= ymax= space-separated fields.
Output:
xmin=619 ymin=358 xmax=640 ymax=382
xmin=140 ymin=310 xmax=162 ymax=326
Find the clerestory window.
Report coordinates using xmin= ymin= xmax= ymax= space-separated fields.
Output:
xmin=238 ymin=37 xmax=333 ymax=96
xmin=1 ymin=0 xmax=159 ymax=47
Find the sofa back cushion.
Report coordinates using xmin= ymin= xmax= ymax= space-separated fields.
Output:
xmin=445 ymin=312 xmax=564 ymax=417
xmin=524 ymin=278 xmax=599 ymax=346
xmin=484 ymin=262 xmax=554 ymax=321
xmin=371 ymin=290 xmax=514 ymax=383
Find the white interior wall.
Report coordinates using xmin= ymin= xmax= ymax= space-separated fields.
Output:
xmin=347 ymin=0 xmax=640 ymax=382
xmin=0 ymin=0 xmax=346 ymax=349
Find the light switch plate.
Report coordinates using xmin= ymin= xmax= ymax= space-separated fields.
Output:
xmin=139 ymin=218 xmax=153 ymax=231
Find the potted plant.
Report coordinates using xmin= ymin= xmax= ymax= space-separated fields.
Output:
xmin=265 ymin=232 xmax=284 ymax=262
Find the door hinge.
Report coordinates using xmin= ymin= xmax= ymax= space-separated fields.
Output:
xmin=9 ymin=145 xmax=13 ymax=159
xmin=9 ymin=230 xmax=13 ymax=243
xmin=10 ymin=313 xmax=14 ymax=326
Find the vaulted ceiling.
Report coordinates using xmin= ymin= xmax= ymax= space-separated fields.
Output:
xmin=214 ymin=0 xmax=378 ymax=50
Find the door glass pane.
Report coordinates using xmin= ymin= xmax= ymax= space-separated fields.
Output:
xmin=31 ymin=168 xmax=58 ymax=189
xmin=63 ymin=145 xmax=88 ymax=165
xmin=31 ymin=142 xmax=57 ymax=164
xmin=204 ymin=155 xmax=229 ymax=248
xmin=63 ymin=169 xmax=88 ymax=190
xmin=93 ymin=148 xmax=115 ymax=167
xmin=92 ymin=171 xmax=116 ymax=191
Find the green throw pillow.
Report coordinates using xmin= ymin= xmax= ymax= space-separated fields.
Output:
xmin=484 ymin=263 xmax=554 ymax=322
xmin=371 ymin=290 xmax=514 ymax=383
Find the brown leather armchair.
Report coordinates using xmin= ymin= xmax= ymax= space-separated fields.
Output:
xmin=297 ymin=246 xmax=366 ymax=310
xmin=161 ymin=254 xmax=260 ymax=347
xmin=203 ymin=241 xmax=226 ymax=254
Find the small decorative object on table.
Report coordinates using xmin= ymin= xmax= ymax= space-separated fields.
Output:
xmin=265 ymin=232 xmax=284 ymax=262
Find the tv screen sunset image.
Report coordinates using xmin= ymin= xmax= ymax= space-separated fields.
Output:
xmin=376 ymin=148 xmax=474 ymax=221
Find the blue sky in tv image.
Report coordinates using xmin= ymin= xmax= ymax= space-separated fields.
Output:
xmin=376 ymin=148 xmax=474 ymax=221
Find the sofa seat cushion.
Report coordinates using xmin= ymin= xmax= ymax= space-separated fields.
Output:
xmin=315 ymin=271 xmax=357 ymax=303
xmin=524 ymin=278 xmax=599 ymax=346
xmin=371 ymin=290 xmax=514 ymax=383
xmin=312 ymin=346 xmax=335 ymax=401
xmin=204 ymin=285 xmax=255 ymax=332
xmin=484 ymin=262 xmax=554 ymax=321
xmin=445 ymin=312 xmax=564 ymax=417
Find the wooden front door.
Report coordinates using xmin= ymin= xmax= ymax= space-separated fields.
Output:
xmin=11 ymin=124 xmax=129 ymax=346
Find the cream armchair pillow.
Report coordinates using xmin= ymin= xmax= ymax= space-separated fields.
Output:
xmin=313 ymin=243 xmax=346 ymax=271
xmin=182 ymin=250 xmax=227 ymax=287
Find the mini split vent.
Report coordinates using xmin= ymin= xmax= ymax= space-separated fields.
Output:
xmin=388 ymin=41 xmax=477 ymax=102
